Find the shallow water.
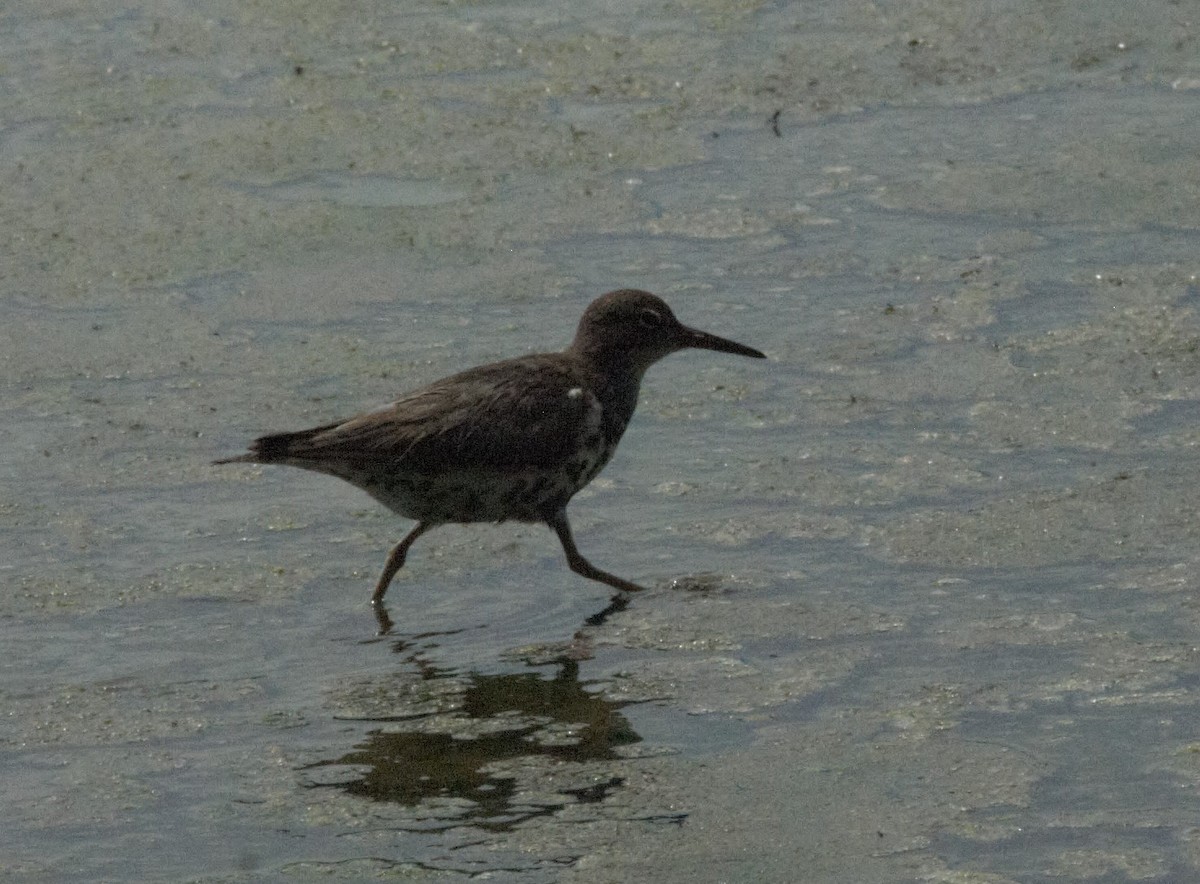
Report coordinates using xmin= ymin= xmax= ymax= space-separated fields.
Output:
xmin=5 ymin=0 xmax=1200 ymax=881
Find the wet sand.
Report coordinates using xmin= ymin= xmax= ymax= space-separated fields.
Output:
xmin=4 ymin=1 xmax=1200 ymax=880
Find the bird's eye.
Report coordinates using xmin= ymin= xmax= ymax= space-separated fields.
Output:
xmin=638 ymin=308 xmax=663 ymax=328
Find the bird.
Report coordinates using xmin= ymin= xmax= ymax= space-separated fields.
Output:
xmin=215 ymin=288 xmax=765 ymax=611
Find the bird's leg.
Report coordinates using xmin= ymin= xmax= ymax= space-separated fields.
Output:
xmin=372 ymin=521 xmax=433 ymax=605
xmin=548 ymin=509 xmax=645 ymax=593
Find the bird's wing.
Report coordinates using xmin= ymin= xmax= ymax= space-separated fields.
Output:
xmin=275 ymin=356 xmax=601 ymax=472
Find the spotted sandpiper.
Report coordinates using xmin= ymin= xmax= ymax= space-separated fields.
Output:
xmin=216 ymin=289 xmax=765 ymax=610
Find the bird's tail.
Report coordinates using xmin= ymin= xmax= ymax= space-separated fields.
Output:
xmin=213 ymin=423 xmax=339 ymax=466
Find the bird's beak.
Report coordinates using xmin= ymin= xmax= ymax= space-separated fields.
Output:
xmin=677 ymin=324 xmax=766 ymax=359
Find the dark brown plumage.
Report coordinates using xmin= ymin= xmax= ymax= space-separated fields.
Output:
xmin=216 ymin=289 xmax=765 ymax=608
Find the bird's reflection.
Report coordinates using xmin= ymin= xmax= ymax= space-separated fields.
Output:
xmin=301 ymin=653 xmax=642 ymax=831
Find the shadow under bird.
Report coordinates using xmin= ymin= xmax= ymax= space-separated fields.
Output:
xmin=216 ymin=289 xmax=765 ymax=611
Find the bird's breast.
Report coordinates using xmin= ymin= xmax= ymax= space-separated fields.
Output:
xmin=359 ymin=442 xmax=615 ymax=525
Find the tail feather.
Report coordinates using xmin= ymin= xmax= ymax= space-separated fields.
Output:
xmin=212 ymin=452 xmax=257 ymax=465
xmin=213 ymin=422 xmax=340 ymax=466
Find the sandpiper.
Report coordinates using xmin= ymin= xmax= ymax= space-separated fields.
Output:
xmin=216 ymin=289 xmax=765 ymax=608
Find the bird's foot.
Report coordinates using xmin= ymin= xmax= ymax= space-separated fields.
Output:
xmin=372 ymin=600 xmax=395 ymax=635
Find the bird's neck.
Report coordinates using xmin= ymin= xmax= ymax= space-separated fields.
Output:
xmin=577 ymin=354 xmax=644 ymax=443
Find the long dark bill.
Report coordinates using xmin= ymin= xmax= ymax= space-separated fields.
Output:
xmin=680 ymin=325 xmax=766 ymax=359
